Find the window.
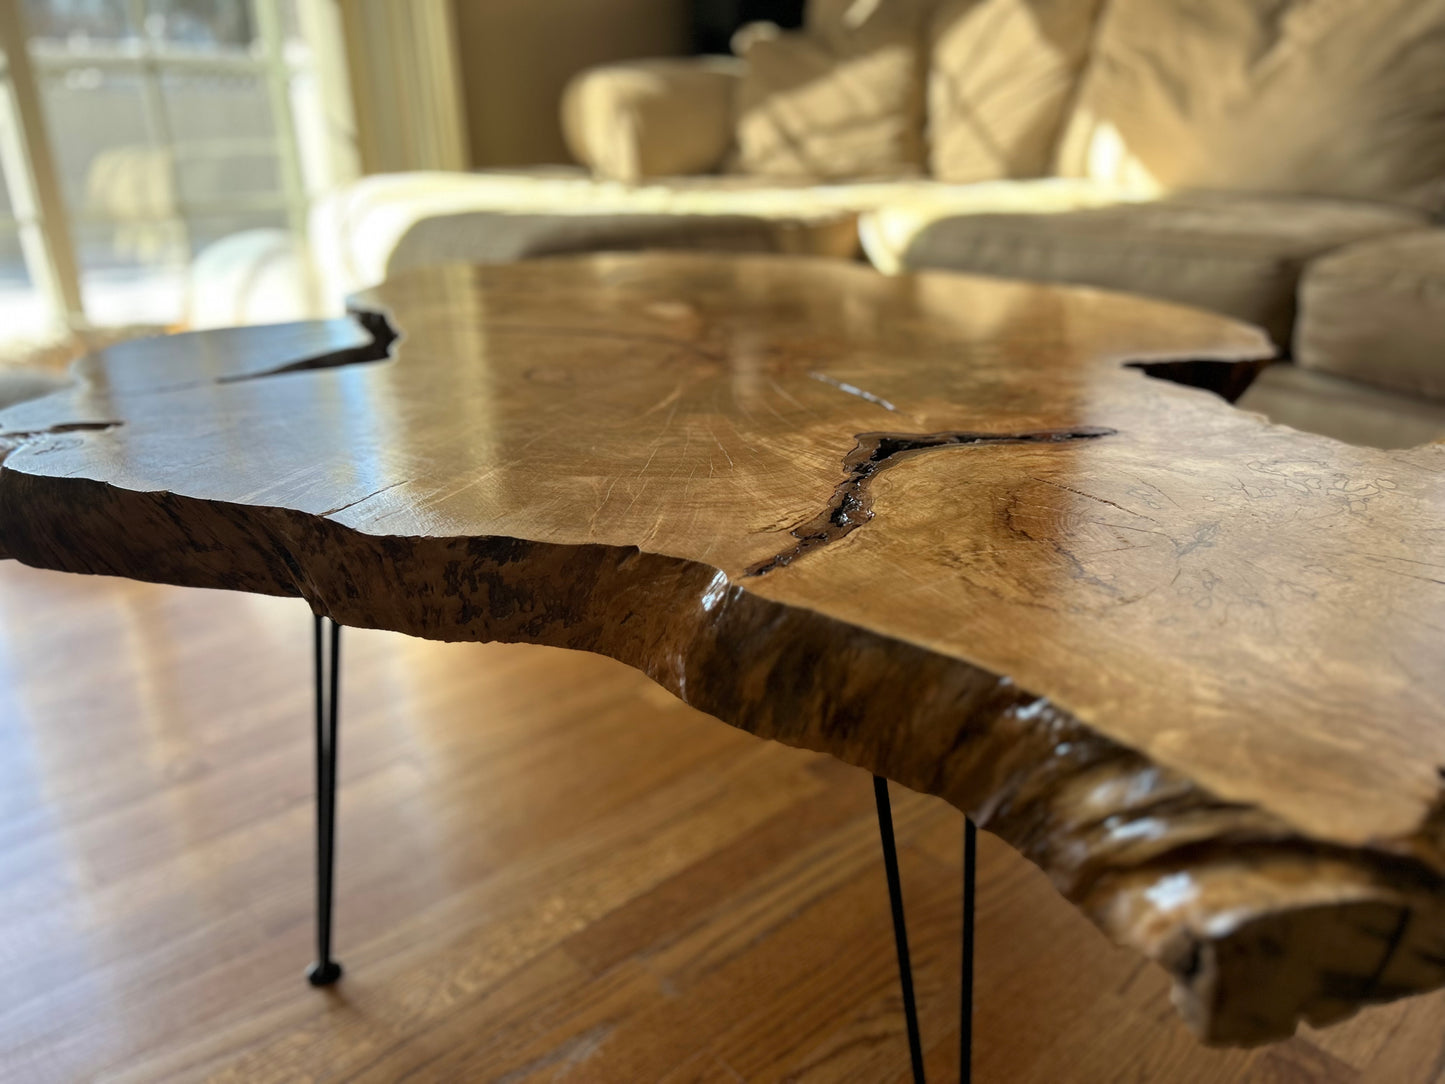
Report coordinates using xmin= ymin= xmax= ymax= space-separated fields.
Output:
xmin=0 ymin=0 xmax=339 ymax=343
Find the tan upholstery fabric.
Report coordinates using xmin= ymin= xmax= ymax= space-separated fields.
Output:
xmin=733 ymin=1 xmax=930 ymax=180
xmin=1056 ymin=0 xmax=1445 ymax=214
xmin=1238 ymin=364 xmax=1445 ymax=450
xmin=860 ymin=176 xmax=1146 ymax=268
xmin=308 ymin=170 xmax=878 ymax=302
xmin=861 ymin=187 xmax=1426 ymax=345
xmin=561 ymin=58 xmax=743 ymax=183
xmin=1296 ymin=231 xmax=1445 ymax=402
xmin=927 ymin=0 xmax=1103 ymax=183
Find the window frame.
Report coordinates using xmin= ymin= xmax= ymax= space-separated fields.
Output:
xmin=0 ymin=0 xmax=322 ymax=333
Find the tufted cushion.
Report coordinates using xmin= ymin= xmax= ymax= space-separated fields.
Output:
xmin=732 ymin=1 xmax=932 ymax=180
xmin=927 ymin=0 xmax=1104 ymax=184
xmin=1296 ymin=231 xmax=1445 ymax=402
xmin=1055 ymin=0 xmax=1445 ymax=213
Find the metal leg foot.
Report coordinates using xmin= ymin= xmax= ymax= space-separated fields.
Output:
xmin=961 ymin=817 xmax=976 ymax=1084
xmin=874 ymin=775 xmax=926 ymax=1084
xmin=308 ymin=613 xmax=343 ymax=986
xmin=307 ymin=959 xmax=343 ymax=986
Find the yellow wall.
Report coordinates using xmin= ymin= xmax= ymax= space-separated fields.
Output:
xmin=453 ymin=0 xmax=691 ymax=168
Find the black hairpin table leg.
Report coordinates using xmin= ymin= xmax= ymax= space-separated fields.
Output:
xmin=961 ymin=817 xmax=976 ymax=1084
xmin=874 ymin=775 xmax=927 ymax=1083
xmin=307 ymin=613 xmax=344 ymax=986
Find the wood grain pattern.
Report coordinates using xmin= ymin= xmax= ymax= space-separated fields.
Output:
xmin=1 ymin=253 xmax=1442 ymax=1045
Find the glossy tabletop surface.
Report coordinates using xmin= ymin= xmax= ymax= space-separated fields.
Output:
xmin=2 ymin=253 xmax=1443 ymax=1044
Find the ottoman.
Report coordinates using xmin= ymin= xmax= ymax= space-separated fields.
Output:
xmin=1296 ymin=230 xmax=1445 ymax=401
xmin=1237 ymin=362 xmax=1445 ymax=450
xmin=1236 ymin=229 xmax=1445 ymax=450
xmin=308 ymin=171 xmax=867 ymax=310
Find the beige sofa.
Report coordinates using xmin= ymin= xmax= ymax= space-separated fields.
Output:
xmin=310 ymin=0 xmax=1445 ymax=448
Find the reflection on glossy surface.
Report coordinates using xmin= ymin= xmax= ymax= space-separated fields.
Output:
xmin=16 ymin=562 xmax=1412 ymax=1082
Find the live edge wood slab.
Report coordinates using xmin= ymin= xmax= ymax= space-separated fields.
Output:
xmin=1 ymin=254 xmax=1443 ymax=1047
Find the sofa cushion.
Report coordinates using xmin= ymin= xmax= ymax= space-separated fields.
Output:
xmin=308 ymin=171 xmax=872 ymax=302
xmin=1296 ymin=231 xmax=1445 ymax=402
xmin=927 ymin=0 xmax=1103 ymax=184
xmin=732 ymin=2 xmax=929 ymax=180
xmin=1055 ymin=0 xmax=1445 ymax=214
xmin=1238 ymin=364 xmax=1445 ymax=451
xmin=861 ymin=186 xmax=1427 ymax=346
xmin=561 ymin=58 xmax=743 ymax=183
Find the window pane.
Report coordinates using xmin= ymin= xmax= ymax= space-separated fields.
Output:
xmin=0 ymin=48 xmax=56 ymax=343
xmin=144 ymin=0 xmax=256 ymax=55
xmin=76 ymin=212 xmax=299 ymax=329
xmin=275 ymin=0 xmax=312 ymax=68
xmin=161 ymin=70 xmax=281 ymax=203
xmin=188 ymin=207 xmax=287 ymax=257
xmin=23 ymin=0 xmax=139 ymax=45
xmin=75 ymin=219 xmax=184 ymax=327
xmin=0 ymin=138 xmax=16 ymax=223
xmin=38 ymin=66 xmax=168 ymax=219
xmin=17 ymin=1 xmax=314 ymax=334
xmin=277 ymin=0 xmax=302 ymax=48
xmin=189 ymin=209 xmax=310 ymax=328
xmin=0 ymin=230 xmax=27 ymax=272
xmin=0 ymin=229 xmax=55 ymax=342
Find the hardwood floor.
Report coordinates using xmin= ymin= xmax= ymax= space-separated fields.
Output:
xmin=0 ymin=562 xmax=1441 ymax=1083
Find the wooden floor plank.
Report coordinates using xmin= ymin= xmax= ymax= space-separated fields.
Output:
xmin=1 ymin=563 xmax=1443 ymax=1081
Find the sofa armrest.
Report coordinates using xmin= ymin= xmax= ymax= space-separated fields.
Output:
xmin=561 ymin=57 xmax=743 ymax=183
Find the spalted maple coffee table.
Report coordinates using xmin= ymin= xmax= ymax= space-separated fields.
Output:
xmin=3 ymin=254 xmax=1444 ymax=1070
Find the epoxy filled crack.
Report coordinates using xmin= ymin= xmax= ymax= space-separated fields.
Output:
xmin=1 ymin=421 xmax=120 ymax=438
xmin=746 ymin=426 xmax=1116 ymax=577
xmin=217 ymin=309 xmax=399 ymax=385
